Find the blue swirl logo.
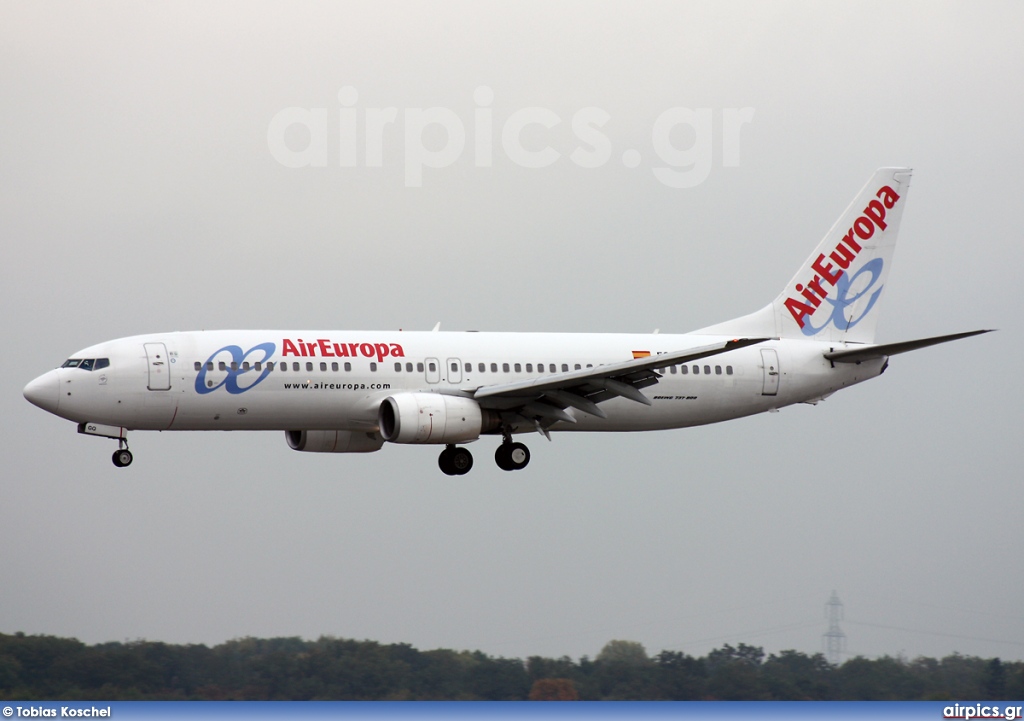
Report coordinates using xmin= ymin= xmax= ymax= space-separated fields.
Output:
xmin=802 ymin=258 xmax=884 ymax=336
xmin=195 ymin=342 xmax=276 ymax=394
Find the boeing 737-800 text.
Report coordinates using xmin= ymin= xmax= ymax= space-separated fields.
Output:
xmin=23 ymin=168 xmax=989 ymax=474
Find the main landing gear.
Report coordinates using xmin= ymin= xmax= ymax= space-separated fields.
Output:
xmin=438 ymin=445 xmax=474 ymax=476
xmin=437 ymin=437 xmax=532 ymax=476
xmin=494 ymin=441 xmax=530 ymax=472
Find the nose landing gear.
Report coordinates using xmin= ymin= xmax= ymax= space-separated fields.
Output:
xmin=112 ymin=448 xmax=134 ymax=467
xmin=111 ymin=437 xmax=133 ymax=467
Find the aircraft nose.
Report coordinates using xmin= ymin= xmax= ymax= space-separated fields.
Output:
xmin=23 ymin=370 xmax=60 ymax=414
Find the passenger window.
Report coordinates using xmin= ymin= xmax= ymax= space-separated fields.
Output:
xmin=715 ymin=365 xmax=722 ymax=375
xmin=320 ymin=362 xmax=327 ymax=371
xmin=428 ymin=362 xmax=436 ymax=372
xmin=278 ymin=363 xmax=285 ymax=372
xmin=417 ymin=362 xmax=424 ymax=372
xmin=692 ymin=365 xmax=699 ymax=374
xmin=332 ymin=362 xmax=339 ymax=372
xmin=550 ymin=364 xmax=556 ymax=373
xmin=514 ymin=363 xmax=522 ymax=373
xmin=704 ymin=365 xmax=711 ymax=375
xmin=207 ymin=361 xmax=214 ymax=371
xmin=465 ymin=362 xmax=471 ymax=372
xmin=194 ymin=361 xmax=202 ymax=371
xmin=395 ymin=362 xmax=402 ymax=372
xmin=242 ymin=362 xmax=251 ymax=371
xmin=406 ymin=362 xmax=413 ymax=372
xmin=726 ymin=365 xmax=734 ymax=375
xmin=491 ymin=363 xmax=498 ymax=372
xmin=681 ymin=365 xmax=688 ymax=375
xmin=305 ymin=362 xmax=313 ymax=371
xmin=574 ymin=364 xmax=581 ymax=370
xmin=478 ymin=363 xmax=485 ymax=373
xmin=219 ymin=361 xmax=227 ymax=371
xmin=370 ymin=362 xmax=377 ymax=372
xmin=344 ymin=362 xmax=352 ymax=372
xmin=669 ymin=365 xmax=677 ymax=374
xmin=502 ymin=363 xmax=510 ymax=373
xmin=525 ymin=363 xmax=533 ymax=372
xmin=451 ymin=362 xmax=458 ymax=373
xmin=267 ymin=362 xmax=275 ymax=371
xmin=230 ymin=362 xmax=238 ymax=371
xmin=254 ymin=362 xmax=262 ymax=371
xmin=293 ymin=362 xmax=300 ymax=371
xmin=586 ymin=364 xmax=593 ymax=368
xmin=562 ymin=364 xmax=569 ymax=372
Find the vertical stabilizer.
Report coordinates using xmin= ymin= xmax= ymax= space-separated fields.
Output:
xmin=697 ymin=167 xmax=912 ymax=343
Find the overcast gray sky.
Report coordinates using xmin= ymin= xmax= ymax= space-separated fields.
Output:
xmin=2 ymin=1 xmax=1022 ymax=664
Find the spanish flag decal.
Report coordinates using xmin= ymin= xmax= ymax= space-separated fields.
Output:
xmin=632 ymin=350 xmax=651 ymax=359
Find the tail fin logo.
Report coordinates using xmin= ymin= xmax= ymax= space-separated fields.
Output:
xmin=798 ymin=258 xmax=884 ymax=336
xmin=783 ymin=185 xmax=901 ymax=333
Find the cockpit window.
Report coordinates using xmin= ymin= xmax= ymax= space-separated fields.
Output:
xmin=61 ymin=358 xmax=109 ymax=371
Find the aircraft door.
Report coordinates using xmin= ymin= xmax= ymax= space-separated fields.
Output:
xmin=446 ymin=358 xmax=462 ymax=384
xmin=760 ymin=348 xmax=779 ymax=396
xmin=425 ymin=357 xmax=441 ymax=384
xmin=144 ymin=342 xmax=171 ymax=391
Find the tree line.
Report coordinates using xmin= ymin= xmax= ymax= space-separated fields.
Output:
xmin=1 ymin=632 xmax=1021 ymax=700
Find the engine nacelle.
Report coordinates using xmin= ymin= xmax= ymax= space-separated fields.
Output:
xmin=378 ymin=393 xmax=496 ymax=444
xmin=285 ymin=429 xmax=384 ymax=453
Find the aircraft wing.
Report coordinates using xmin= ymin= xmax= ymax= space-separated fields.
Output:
xmin=823 ymin=329 xmax=993 ymax=364
xmin=470 ymin=337 xmax=767 ymax=431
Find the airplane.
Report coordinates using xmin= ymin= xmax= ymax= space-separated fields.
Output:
xmin=23 ymin=167 xmax=990 ymax=475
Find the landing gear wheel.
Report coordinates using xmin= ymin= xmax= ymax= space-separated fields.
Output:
xmin=439 ymin=446 xmax=473 ymax=476
xmin=495 ymin=442 xmax=530 ymax=471
xmin=112 ymin=449 xmax=133 ymax=468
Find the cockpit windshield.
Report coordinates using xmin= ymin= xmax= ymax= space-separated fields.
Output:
xmin=61 ymin=358 xmax=109 ymax=371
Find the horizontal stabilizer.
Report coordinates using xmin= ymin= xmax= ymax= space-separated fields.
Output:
xmin=823 ymin=330 xmax=993 ymax=363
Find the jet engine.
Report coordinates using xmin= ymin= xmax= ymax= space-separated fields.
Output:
xmin=378 ymin=393 xmax=497 ymax=444
xmin=285 ymin=429 xmax=384 ymax=453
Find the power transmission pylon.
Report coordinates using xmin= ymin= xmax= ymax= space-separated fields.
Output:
xmin=823 ymin=590 xmax=847 ymax=665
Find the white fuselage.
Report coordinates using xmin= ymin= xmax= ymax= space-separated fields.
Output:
xmin=23 ymin=169 xmax=987 ymax=474
xmin=26 ymin=330 xmax=884 ymax=435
